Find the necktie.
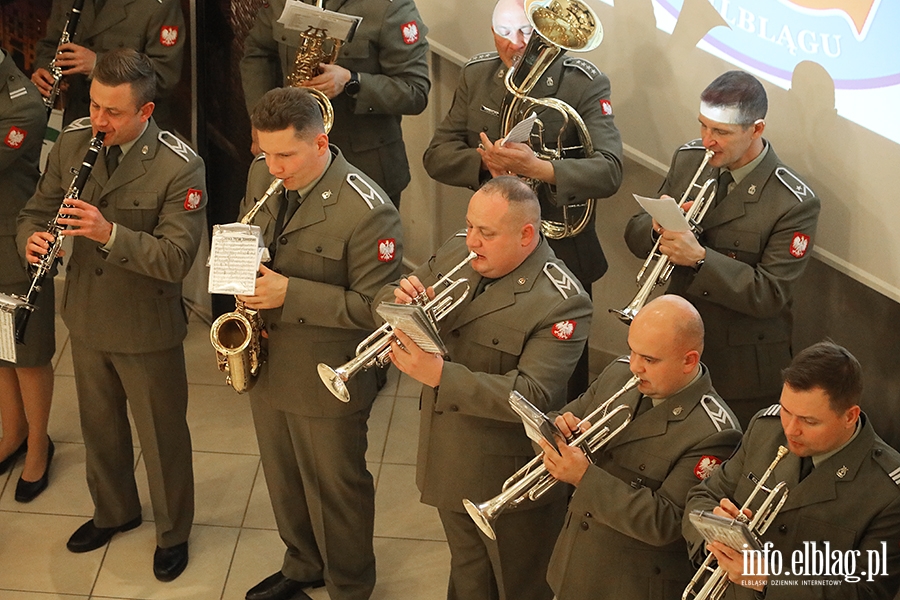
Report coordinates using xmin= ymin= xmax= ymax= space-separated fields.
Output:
xmin=635 ymin=395 xmax=653 ymax=418
xmin=473 ymin=277 xmax=495 ymax=298
xmin=94 ymin=0 xmax=106 ymax=13
xmin=715 ymin=169 xmax=733 ymax=206
xmin=269 ymin=191 xmax=301 ymax=260
xmin=799 ymin=456 xmax=814 ymax=482
xmin=106 ymin=145 xmax=121 ymax=176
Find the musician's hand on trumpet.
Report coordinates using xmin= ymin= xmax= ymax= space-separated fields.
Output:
xmin=537 ymin=413 xmax=591 ymax=487
xmin=393 ymin=275 xmax=433 ymax=305
xmin=389 ymin=328 xmax=443 ymax=388
xmin=237 ymin=264 xmax=288 ymax=310
xmin=653 ymin=195 xmax=707 ymax=268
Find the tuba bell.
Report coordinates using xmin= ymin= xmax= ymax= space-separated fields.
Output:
xmin=500 ymin=0 xmax=604 ymax=239
xmin=209 ymin=178 xmax=284 ymax=393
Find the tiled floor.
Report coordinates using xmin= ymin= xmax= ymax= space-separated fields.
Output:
xmin=0 ymin=312 xmax=451 ymax=599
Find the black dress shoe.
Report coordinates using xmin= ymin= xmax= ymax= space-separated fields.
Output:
xmin=15 ymin=438 xmax=54 ymax=503
xmin=246 ymin=571 xmax=324 ymax=600
xmin=154 ymin=541 xmax=189 ymax=582
xmin=66 ymin=514 xmax=143 ymax=553
xmin=0 ymin=438 xmax=27 ymax=475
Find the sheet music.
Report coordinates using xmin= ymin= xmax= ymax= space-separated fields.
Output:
xmin=208 ymin=224 xmax=267 ymax=295
xmin=501 ymin=112 xmax=538 ymax=146
xmin=278 ymin=0 xmax=362 ymax=42
xmin=0 ymin=294 xmax=24 ymax=363
xmin=633 ymin=194 xmax=690 ymax=232
xmin=375 ymin=303 xmax=447 ymax=356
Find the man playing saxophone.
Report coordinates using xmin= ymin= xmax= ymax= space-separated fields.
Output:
xmin=374 ymin=176 xmax=592 ymax=600
xmin=624 ymin=71 xmax=820 ymax=428
xmin=239 ymin=87 xmax=402 ymax=600
xmin=683 ymin=342 xmax=900 ymax=598
xmin=423 ymin=0 xmax=623 ymax=399
xmin=539 ymin=295 xmax=741 ymax=600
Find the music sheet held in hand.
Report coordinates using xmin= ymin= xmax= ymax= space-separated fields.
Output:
xmin=0 ymin=294 xmax=25 ymax=363
xmin=278 ymin=0 xmax=362 ymax=42
xmin=633 ymin=194 xmax=690 ymax=232
xmin=501 ymin=112 xmax=538 ymax=146
xmin=208 ymin=224 xmax=268 ymax=295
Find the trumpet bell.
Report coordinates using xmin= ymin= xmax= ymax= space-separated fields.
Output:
xmin=317 ymin=363 xmax=350 ymax=403
xmin=463 ymin=499 xmax=498 ymax=541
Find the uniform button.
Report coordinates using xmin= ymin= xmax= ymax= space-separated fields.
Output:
xmin=580 ymin=521 xmax=589 ymax=531
xmin=66 ymin=264 xmax=71 ymax=272
xmin=94 ymin=268 xmax=103 ymax=275
xmin=270 ymin=323 xmax=278 ymax=331
xmin=99 ymin=200 xmax=108 ymax=208
xmin=702 ymin=291 xmax=709 ymax=296
xmin=875 ymin=449 xmax=883 ymax=457
xmin=734 ymin=240 xmax=740 ymax=247
xmin=654 ymin=567 xmax=661 ymax=575
xmin=639 ymin=464 xmax=646 ymax=471
xmin=132 ymin=199 xmax=140 ymax=206
xmin=281 ymin=36 xmax=286 ymax=41
xmin=316 ymin=245 xmax=323 ymax=253
xmin=157 ymin=289 xmax=164 ymax=295
xmin=451 ymin=330 xmax=460 ymax=338
xmin=492 ymin=338 xmax=499 ymax=345
xmin=280 ymin=236 xmax=288 ymax=245
xmin=367 ymin=107 xmax=373 ymax=112
xmin=584 ymin=512 xmax=591 ymax=518
xmin=482 ymin=126 xmax=488 ymax=132
xmin=120 ymin=257 xmax=128 ymax=263
xmin=758 ymin=333 xmax=765 ymax=340
xmin=297 ymin=318 xmax=304 ymax=324
xmin=778 ymin=524 xmax=787 ymax=534
xmin=449 ymin=405 xmax=459 ymax=412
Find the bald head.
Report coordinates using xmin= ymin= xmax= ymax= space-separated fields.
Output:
xmin=633 ymin=295 xmax=704 ymax=355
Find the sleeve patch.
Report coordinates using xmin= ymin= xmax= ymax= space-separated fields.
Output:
xmin=789 ymin=232 xmax=810 ymax=258
xmin=694 ymin=455 xmax=723 ymax=480
xmin=378 ymin=238 xmax=396 ymax=262
xmin=4 ymin=126 xmax=27 ymax=149
xmin=184 ymin=188 xmax=202 ymax=210
xmin=542 ymin=262 xmax=582 ymax=299
xmin=401 ymin=21 xmax=420 ymax=44
xmin=701 ymin=395 xmax=736 ymax=432
xmin=346 ymin=173 xmax=386 ymax=209
xmin=599 ymin=99 xmax=613 ymax=115
xmin=551 ymin=320 xmax=576 ymax=340
xmin=158 ymin=131 xmax=197 ymax=162
xmin=160 ymin=25 xmax=179 ymax=47
xmin=65 ymin=117 xmax=92 ymax=132
xmin=776 ymin=166 xmax=814 ymax=202
xmin=562 ymin=57 xmax=599 ymax=79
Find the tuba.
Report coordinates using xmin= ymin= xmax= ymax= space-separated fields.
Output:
xmin=463 ymin=376 xmax=637 ymax=540
xmin=287 ymin=0 xmax=338 ymax=132
xmin=209 ymin=178 xmax=284 ymax=393
xmin=318 ymin=251 xmax=477 ymax=403
xmin=683 ymin=446 xmax=790 ymax=600
xmin=610 ymin=149 xmax=717 ymax=324
xmin=500 ymin=0 xmax=604 ymax=239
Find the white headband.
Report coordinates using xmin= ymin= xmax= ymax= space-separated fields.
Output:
xmin=699 ymin=101 xmax=745 ymax=125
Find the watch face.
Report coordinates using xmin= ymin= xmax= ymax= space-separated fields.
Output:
xmin=345 ymin=76 xmax=360 ymax=96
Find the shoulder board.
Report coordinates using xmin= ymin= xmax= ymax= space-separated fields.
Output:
xmin=253 ymin=153 xmax=266 ymax=162
xmin=64 ymin=117 xmax=92 ymax=132
xmin=615 ymin=356 xmax=630 ymax=364
xmin=562 ymin=57 xmax=600 ymax=80
xmin=701 ymin=395 xmax=737 ymax=432
xmin=760 ymin=403 xmax=781 ymax=418
xmin=542 ymin=262 xmax=582 ymax=300
xmin=158 ymin=131 xmax=197 ymax=162
xmin=876 ymin=447 xmax=900 ymax=487
xmin=679 ymin=138 xmax=706 ymax=151
xmin=467 ymin=51 xmax=499 ymax=65
xmin=454 ymin=228 xmax=467 ymax=238
xmin=775 ymin=166 xmax=815 ymax=202
xmin=346 ymin=173 xmax=386 ymax=209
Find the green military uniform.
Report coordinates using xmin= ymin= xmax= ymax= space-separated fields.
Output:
xmin=684 ymin=406 xmax=900 ymax=599
xmin=546 ymin=359 xmax=742 ymax=600
xmin=35 ymin=0 xmax=186 ymax=127
xmin=17 ymin=117 xmax=206 ymax=548
xmin=241 ymin=0 xmax=430 ymax=201
xmin=625 ymin=141 xmax=820 ymax=427
xmin=423 ymin=51 xmax=623 ymax=289
xmin=1 ymin=51 xmax=53 ymax=366
xmin=243 ymin=147 xmax=402 ymax=599
xmin=374 ymin=234 xmax=593 ymax=600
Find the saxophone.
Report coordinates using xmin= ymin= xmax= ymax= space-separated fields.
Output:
xmin=209 ymin=178 xmax=284 ymax=393
xmin=287 ymin=0 xmax=338 ymax=132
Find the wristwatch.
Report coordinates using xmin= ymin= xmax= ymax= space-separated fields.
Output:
xmin=344 ymin=71 xmax=360 ymax=98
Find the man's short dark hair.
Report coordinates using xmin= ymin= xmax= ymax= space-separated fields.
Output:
xmin=700 ymin=70 xmax=768 ymax=126
xmin=782 ymin=341 xmax=862 ymax=412
xmin=251 ymin=87 xmax=325 ymax=138
xmin=92 ymin=48 xmax=157 ymax=108
xmin=479 ymin=176 xmax=541 ymax=226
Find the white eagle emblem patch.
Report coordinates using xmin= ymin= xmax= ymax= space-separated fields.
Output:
xmin=551 ymin=320 xmax=575 ymax=340
xmin=401 ymin=21 xmax=419 ymax=45
xmin=600 ymin=99 xmax=613 ymax=115
xmin=694 ymin=455 xmax=722 ymax=480
xmin=160 ymin=25 xmax=179 ymax=47
xmin=378 ymin=238 xmax=396 ymax=262
xmin=184 ymin=188 xmax=202 ymax=210
xmin=4 ymin=126 xmax=26 ymax=149
xmin=790 ymin=232 xmax=810 ymax=258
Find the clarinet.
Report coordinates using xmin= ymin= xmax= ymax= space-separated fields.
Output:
xmin=44 ymin=0 xmax=87 ymax=117
xmin=15 ymin=131 xmax=105 ymax=344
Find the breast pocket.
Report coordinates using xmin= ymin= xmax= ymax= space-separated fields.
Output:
xmin=465 ymin=321 xmax=527 ymax=374
xmin=708 ymin=228 xmax=762 ymax=263
xmin=279 ymin=233 xmax=346 ymax=283
xmin=113 ymin=192 xmax=159 ymax=232
xmin=101 ymin=33 xmax=142 ymax=52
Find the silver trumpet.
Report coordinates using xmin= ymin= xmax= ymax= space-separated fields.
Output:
xmin=317 ymin=251 xmax=478 ymax=403
xmin=610 ymin=149 xmax=717 ymax=324
xmin=683 ymin=445 xmax=790 ymax=600
xmin=463 ymin=375 xmax=638 ymax=540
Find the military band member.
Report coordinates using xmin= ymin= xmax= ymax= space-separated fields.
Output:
xmin=31 ymin=0 xmax=186 ymax=128
xmin=625 ymin=71 xmax=820 ymax=428
xmin=239 ymin=87 xmax=403 ymax=600
xmin=0 ymin=49 xmax=55 ymax=503
xmin=241 ymin=0 xmax=431 ymax=206
xmin=423 ymin=0 xmax=622 ymax=398
xmin=540 ymin=295 xmax=741 ymax=600
xmin=683 ymin=342 xmax=900 ymax=599
xmin=19 ymin=49 xmax=204 ymax=580
xmin=375 ymin=176 xmax=593 ymax=600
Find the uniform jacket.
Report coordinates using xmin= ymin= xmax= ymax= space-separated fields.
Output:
xmin=244 ymin=147 xmax=403 ymax=418
xmin=625 ymin=141 xmax=820 ymax=400
xmin=35 ymin=0 xmax=186 ymax=126
xmin=547 ymin=359 xmax=742 ymax=600
xmin=1 ymin=53 xmax=46 ymax=287
xmin=373 ymin=234 xmax=593 ymax=511
xmin=684 ymin=407 xmax=900 ymax=599
xmin=17 ymin=117 xmax=206 ymax=353
xmin=241 ymin=0 xmax=430 ymax=198
xmin=423 ymin=52 xmax=623 ymax=286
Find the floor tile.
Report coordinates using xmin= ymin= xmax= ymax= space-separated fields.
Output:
xmin=186 ymin=383 xmax=259 ymax=455
xmin=0 ymin=592 xmax=88 ymax=600
xmin=220 ymin=528 xmax=289 ymax=600
xmin=382 ymin=395 xmax=419 ymax=466
xmin=373 ymin=464 xmax=445 ymax=542
xmin=0 ymin=441 xmax=93 ymax=517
